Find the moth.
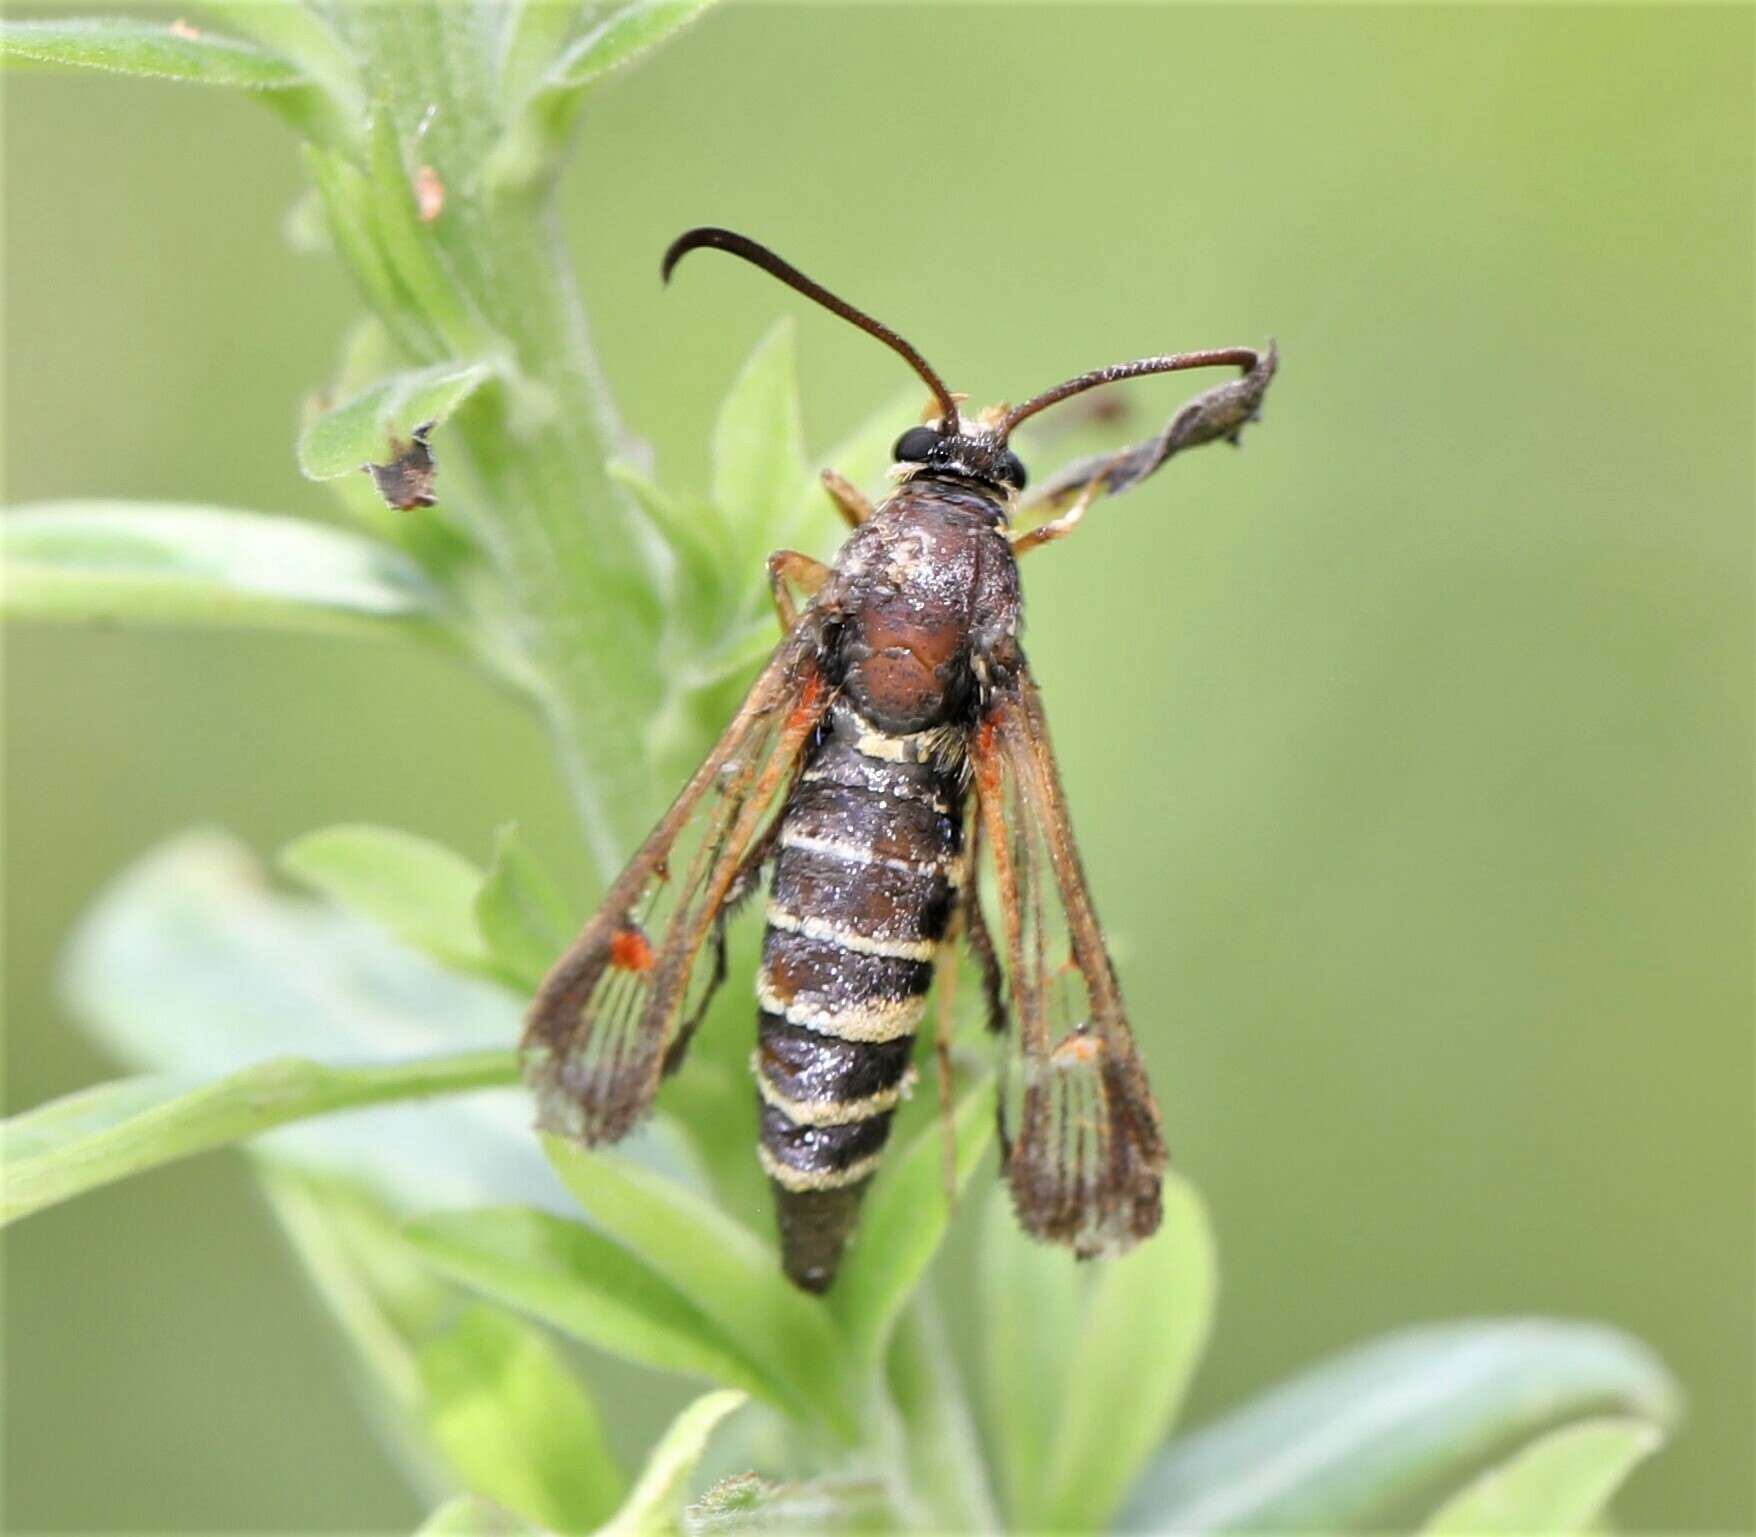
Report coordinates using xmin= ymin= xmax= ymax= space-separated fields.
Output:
xmin=524 ymin=227 xmax=1276 ymax=1291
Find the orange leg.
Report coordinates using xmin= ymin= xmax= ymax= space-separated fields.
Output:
xmin=767 ymin=549 xmax=831 ymax=630
xmin=821 ymin=468 xmax=874 ymax=529
xmin=1009 ymin=467 xmax=1110 ymax=556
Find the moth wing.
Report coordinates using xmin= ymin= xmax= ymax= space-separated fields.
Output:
xmin=971 ymin=667 xmax=1168 ymax=1256
xmin=523 ymin=622 xmax=831 ymax=1145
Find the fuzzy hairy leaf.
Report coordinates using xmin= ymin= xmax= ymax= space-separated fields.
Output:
xmin=598 ymin=1390 xmax=746 ymax=1537
xmin=545 ymin=1 xmax=719 ymax=95
xmin=1421 ymin=1416 xmax=1662 ymax=1534
xmin=1115 ymin=1319 xmax=1680 ymax=1533
xmin=0 ymin=1050 xmax=515 ymax=1228
xmin=0 ymin=502 xmax=446 ymax=638
xmin=685 ymin=1473 xmax=891 ymax=1535
xmin=299 ymin=362 xmax=493 ymax=483
xmin=0 ymin=16 xmax=306 ymax=87
xmin=404 ymin=1206 xmax=784 ymax=1408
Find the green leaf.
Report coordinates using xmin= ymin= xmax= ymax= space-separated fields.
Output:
xmin=194 ymin=0 xmax=363 ymax=118
xmin=475 ymin=825 xmax=576 ymax=991
xmin=597 ymin=1389 xmax=746 ymax=1537
xmin=1422 ymin=1415 xmax=1662 ymax=1534
xmin=0 ymin=16 xmax=307 ymax=88
xmin=0 ymin=1049 xmax=516 ymax=1228
xmin=418 ymin=1303 xmax=626 ymax=1533
xmin=404 ymin=1206 xmax=785 ymax=1408
xmin=711 ymin=321 xmax=808 ymax=574
xmin=979 ymin=1182 xmax=1085 ymax=1525
xmin=0 ymin=503 xmax=447 ymax=638
xmin=830 ymin=1075 xmax=996 ymax=1362
xmin=279 ymin=823 xmax=490 ymax=974
xmin=545 ymin=0 xmax=719 ymax=95
xmin=1038 ymin=1173 xmax=1217 ymax=1530
xmin=62 ymin=830 xmax=564 ymax=1215
xmin=542 ymin=1136 xmax=858 ymax=1439
xmin=299 ymin=362 xmax=494 ymax=482
xmin=1115 ymin=1319 xmax=1681 ymax=1534
xmin=887 ymin=1302 xmax=1002 ymax=1534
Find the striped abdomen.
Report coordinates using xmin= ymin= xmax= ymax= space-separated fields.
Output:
xmin=755 ymin=700 xmax=967 ymax=1291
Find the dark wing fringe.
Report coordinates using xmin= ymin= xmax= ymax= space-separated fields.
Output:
xmin=522 ymin=625 xmax=829 ymax=1145
xmin=975 ymin=675 xmax=1167 ymax=1257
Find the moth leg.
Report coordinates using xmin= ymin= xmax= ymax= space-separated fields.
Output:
xmin=821 ymin=468 xmax=874 ymax=529
xmin=766 ymin=550 xmax=831 ymax=631
xmin=1009 ymin=463 xmax=1113 ymax=556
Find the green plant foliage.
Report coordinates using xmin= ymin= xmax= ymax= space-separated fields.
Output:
xmin=543 ymin=1137 xmax=858 ymax=1439
xmin=546 ymin=1 xmax=720 ymax=95
xmin=0 ymin=16 xmax=307 ymax=88
xmin=1421 ymin=1416 xmax=1663 ymax=1534
xmin=299 ymin=363 xmax=496 ymax=482
xmin=1114 ymin=1319 xmax=1680 ymax=1533
xmin=404 ymin=1207 xmax=785 ymax=1407
xmin=475 ymin=825 xmax=578 ymax=992
xmin=685 ymin=1472 xmax=891 ymax=1534
xmin=418 ymin=1303 xmax=626 ymax=1533
xmin=280 ymin=824 xmax=492 ymax=975
xmin=0 ymin=503 xmax=448 ymax=637
xmin=1037 ymin=1175 xmax=1218 ymax=1531
xmin=0 ymin=1049 xmax=514 ymax=1228
xmin=596 ymin=1390 xmax=747 ymax=1537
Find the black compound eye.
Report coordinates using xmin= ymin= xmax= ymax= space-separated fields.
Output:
xmin=998 ymin=450 xmax=1028 ymax=490
xmin=892 ymin=425 xmax=940 ymax=463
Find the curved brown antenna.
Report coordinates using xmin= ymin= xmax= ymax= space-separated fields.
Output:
xmin=1001 ymin=347 xmax=1262 ymax=438
xmin=663 ymin=227 xmax=960 ymax=428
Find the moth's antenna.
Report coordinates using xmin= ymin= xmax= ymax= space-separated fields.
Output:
xmin=1000 ymin=348 xmax=1262 ymax=438
xmin=663 ymin=226 xmax=961 ymax=430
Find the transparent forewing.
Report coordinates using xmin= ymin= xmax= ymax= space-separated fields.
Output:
xmin=523 ymin=625 xmax=829 ymax=1146
xmin=972 ymin=673 xmax=1167 ymax=1255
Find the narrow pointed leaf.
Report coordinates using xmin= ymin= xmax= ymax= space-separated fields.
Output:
xmin=888 ymin=1302 xmax=1002 ymax=1533
xmin=0 ymin=503 xmax=446 ymax=638
xmin=830 ymin=1075 xmax=996 ymax=1362
xmin=545 ymin=0 xmax=719 ymax=95
xmin=0 ymin=16 xmax=307 ymax=87
xmin=710 ymin=321 xmax=807 ymax=572
xmin=980 ymin=1181 xmax=1086 ymax=1524
xmin=542 ymin=1137 xmax=857 ymax=1437
xmin=475 ymin=825 xmax=576 ymax=991
xmin=598 ymin=1390 xmax=746 ymax=1537
xmin=1040 ymin=1173 xmax=1217 ymax=1530
xmin=0 ymin=1050 xmax=515 ymax=1228
xmin=1115 ymin=1319 xmax=1681 ymax=1534
xmin=279 ymin=824 xmax=490 ymax=974
xmin=405 ymin=1206 xmax=786 ymax=1408
xmin=62 ymin=831 xmax=566 ymax=1215
xmin=418 ymin=1303 xmax=626 ymax=1533
xmin=1421 ymin=1416 xmax=1663 ymax=1534
xmin=299 ymin=362 xmax=493 ymax=482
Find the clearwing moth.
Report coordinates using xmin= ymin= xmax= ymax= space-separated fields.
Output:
xmin=524 ymin=228 xmax=1276 ymax=1290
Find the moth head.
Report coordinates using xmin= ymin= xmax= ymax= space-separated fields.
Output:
xmin=891 ymin=419 xmax=1028 ymax=494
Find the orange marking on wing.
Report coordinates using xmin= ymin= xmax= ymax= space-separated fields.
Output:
xmin=783 ymin=673 xmax=827 ymax=733
xmin=609 ymin=928 xmax=656 ymax=973
xmin=1052 ymin=1034 xmax=1104 ymax=1067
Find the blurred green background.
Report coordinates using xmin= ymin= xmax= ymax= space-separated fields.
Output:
xmin=4 ymin=4 xmax=1750 ymax=1532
